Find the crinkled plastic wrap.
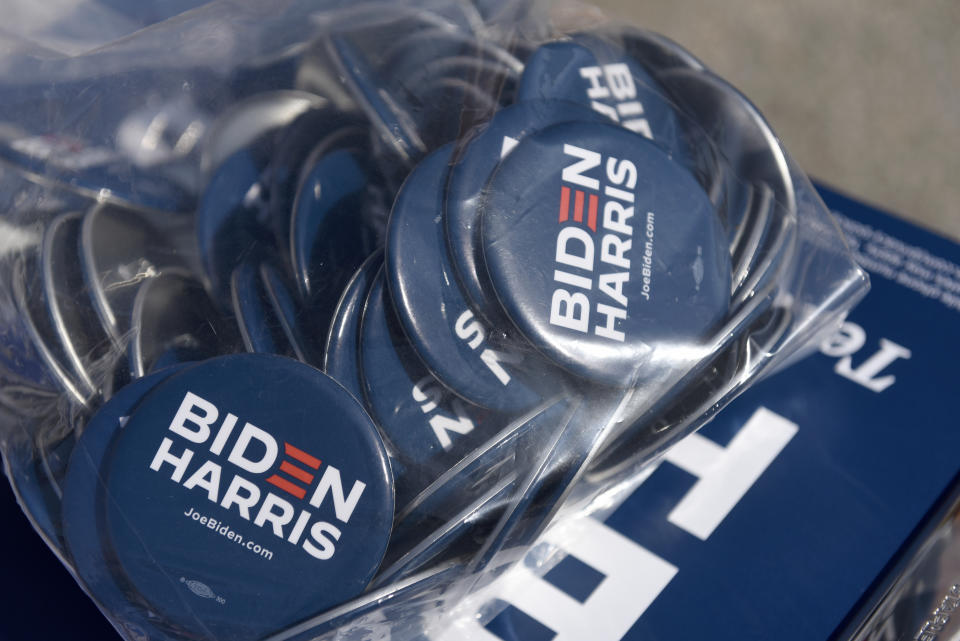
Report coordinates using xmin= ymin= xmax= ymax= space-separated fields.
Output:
xmin=0 ymin=1 xmax=868 ymax=640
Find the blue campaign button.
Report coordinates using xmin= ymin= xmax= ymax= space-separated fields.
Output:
xmin=12 ymin=254 xmax=93 ymax=406
xmin=326 ymin=36 xmax=426 ymax=166
xmin=445 ymin=100 xmax=604 ymax=323
xmin=230 ymin=259 xmax=296 ymax=358
xmin=265 ymin=108 xmax=367 ymax=258
xmin=387 ymin=144 xmax=553 ymax=413
xmin=263 ymin=105 xmax=335 ymax=254
xmin=390 ymin=398 xmax=569 ymax=554
xmin=517 ymin=36 xmax=727 ymax=245
xmin=259 ymin=262 xmax=324 ymax=367
xmin=517 ymin=36 xmax=687 ymax=156
xmin=323 ymin=250 xmax=384 ymax=403
xmin=290 ymin=147 xmax=378 ymax=307
xmin=101 ymin=353 xmax=394 ymax=641
xmin=481 ymin=121 xmax=731 ymax=386
xmin=320 ymin=253 xmax=409 ymax=491
xmin=80 ymin=202 xmax=188 ymax=349
xmin=360 ymin=270 xmax=503 ymax=507
xmin=62 ymin=366 xmax=191 ymax=641
xmin=41 ymin=211 xmax=113 ymax=397
xmin=128 ymin=269 xmax=236 ymax=378
xmin=199 ymin=90 xmax=325 ymax=178
xmin=653 ymin=67 xmax=798 ymax=305
xmin=196 ymin=143 xmax=273 ymax=306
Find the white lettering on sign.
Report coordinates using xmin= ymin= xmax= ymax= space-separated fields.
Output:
xmin=437 ymin=517 xmax=676 ymax=641
xmin=437 ymin=406 xmax=797 ymax=640
xmin=665 ymin=407 xmax=798 ymax=540
xmin=820 ymin=321 xmax=911 ymax=393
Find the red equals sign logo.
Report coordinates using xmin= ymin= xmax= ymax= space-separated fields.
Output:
xmin=266 ymin=443 xmax=322 ymax=499
xmin=558 ymin=185 xmax=598 ymax=232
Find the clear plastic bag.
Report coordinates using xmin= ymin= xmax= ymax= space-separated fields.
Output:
xmin=0 ymin=1 xmax=867 ymax=639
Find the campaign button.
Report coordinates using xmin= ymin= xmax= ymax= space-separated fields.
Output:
xmin=196 ymin=143 xmax=273 ymax=306
xmin=102 ymin=354 xmax=394 ymax=640
xmin=444 ymin=100 xmax=604 ymax=323
xmin=12 ymin=254 xmax=93 ymax=406
xmin=80 ymin=202 xmax=187 ymax=349
xmin=517 ymin=35 xmax=686 ymax=158
xmin=230 ymin=259 xmax=296 ymax=358
xmin=387 ymin=144 xmax=551 ymax=413
xmin=41 ymin=211 xmax=112 ymax=396
xmin=266 ymin=108 xmax=367 ymax=258
xmin=290 ymin=147 xmax=378 ymax=307
xmin=62 ymin=365 xmax=192 ymax=640
xmin=259 ymin=262 xmax=324 ymax=367
xmin=323 ymin=250 xmax=383 ymax=404
xmin=360 ymin=270 xmax=502 ymax=507
xmin=128 ymin=269 xmax=236 ymax=378
xmin=481 ymin=120 xmax=731 ymax=386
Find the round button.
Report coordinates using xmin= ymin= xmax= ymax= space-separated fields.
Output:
xmin=359 ymin=270 xmax=503 ymax=507
xmin=102 ymin=354 xmax=394 ymax=641
xmin=481 ymin=120 xmax=731 ymax=385
xmin=62 ymin=366 xmax=191 ymax=640
xmin=323 ymin=250 xmax=383 ymax=403
xmin=517 ymin=35 xmax=687 ymax=159
xmin=445 ymin=100 xmax=603 ymax=324
xmin=386 ymin=144 xmax=550 ymax=413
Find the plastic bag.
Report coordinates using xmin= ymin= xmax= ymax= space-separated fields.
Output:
xmin=0 ymin=1 xmax=868 ymax=639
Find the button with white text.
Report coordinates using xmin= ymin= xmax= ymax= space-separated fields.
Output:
xmin=481 ymin=121 xmax=731 ymax=385
xmin=102 ymin=354 xmax=394 ymax=641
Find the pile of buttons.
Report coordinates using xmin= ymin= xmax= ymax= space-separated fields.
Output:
xmin=0 ymin=4 xmax=799 ymax=640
